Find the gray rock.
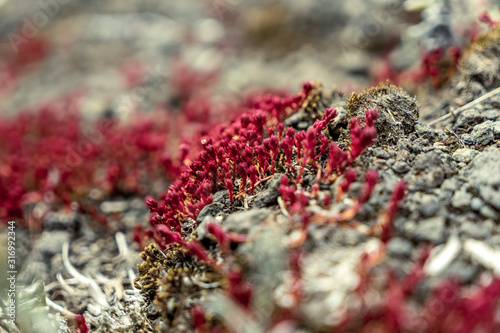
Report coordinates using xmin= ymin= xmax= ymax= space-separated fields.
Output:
xmin=464 ymin=148 xmax=500 ymax=209
xmin=224 ymin=208 xmax=273 ymax=235
xmin=424 ymin=169 xmax=445 ymax=189
xmin=413 ymin=216 xmax=446 ymax=244
xmin=372 ymin=148 xmax=391 ymax=159
xmin=397 ymin=138 xmax=412 ymax=151
xmin=415 ymin=123 xmax=445 ymax=142
xmin=35 ymin=231 xmax=70 ymax=256
xmin=493 ymin=121 xmax=500 ymax=137
xmin=212 ymin=190 xmax=227 ymax=203
xmin=441 ymin=259 xmax=479 ymax=284
xmin=387 ymin=237 xmax=413 ymax=257
xmin=196 ymin=216 xmax=219 ymax=241
xmin=452 ymin=148 xmax=478 ymax=163
xmin=437 ymin=190 xmax=453 ymax=201
xmin=480 ymin=186 xmax=500 ymax=211
xmin=392 ymin=161 xmax=410 ymax=173
xmin=460 ymin=221 xmax=491 ymax=239
xmin=470 ymin=197 xmax=485 ymax=211
xmin=401 ymin=220 xmax=417 ymax=234
xmin=419 ymin=194 xmax=439 ymax=217
xmin=479 ymin=205 xmax=499 ymax=220
xmin=43 ymin=211 xmax=77 ymax=231
xmin=441 ymin=178 xmax=459 ymax=192
xmin=333 ymin=228 xmax=365 ymax=247
xmin=451 ymin=190 xmax=472 ymax=209
xmin=253 ymin=173 xmax=283 ymax=208
xmin=454 ymin=108 xmax=494 ymax=136
xmin=470 ymin=121 xmax=495 ymax=145
xmin=100 ymin=200 xmax=129 ymax=213
xmin=412 ymin=151 xmax=442 ymax=171
xmin=196 ymin=202 xmax=225 ymax=223
xmin=18 ymin=261 xmax=48 ymax=284
xmin=461 ymin=134 xmax=476 ymax=145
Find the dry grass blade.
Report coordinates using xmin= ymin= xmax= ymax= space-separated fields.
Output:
xmin=62 ymin=242 xmax=109 ymax=309
xmin=428 ymin=86 xmax=500 ymax=126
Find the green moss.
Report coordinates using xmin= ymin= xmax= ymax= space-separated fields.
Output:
xmin=461 ymin=25 xmax=500 ymax=59
xmin=345 ymin=82 xmax=420 ymax=145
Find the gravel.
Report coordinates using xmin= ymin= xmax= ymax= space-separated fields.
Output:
xmin=452 ymin=148 xmax=478 ymax=163
xmin=100 ymin=200 xmax=130 ymax=213
xmin=223 ymin=208 xmax=273 ymax=236
xmin=451 ymin=189 xmax=472 ymax=209
xmin=418 ymin=194 xmax=440 ymax=217
xmin=460 ymin=220 xmax=492 ymax=239
xmin=464 ymin=147 xmax=500 ymax=210
xmin=196 ymin=202 xmax=225 ymax=223
xmin=471 ymin=121 xmax=495 ymax=145
xmin=413 ymin=216 xmax=446 ymax=244
xmin=387 ymin=237 xmax=414 ymax=258
xmin=252 ymin=173 xmax=284 ymax=208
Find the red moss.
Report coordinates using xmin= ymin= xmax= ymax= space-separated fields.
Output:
xmin=74 ymin=314 xmax=89 ymax=333
xmin=227 ymin=269 xmax=254 ymax=309
xmin=480 ymin=9 xmax=500 ymax=29
xmin=192 ymin=305 xmax=208 ymax=333
xmin=147 ymin=85 xmax=310 ymax=246
xmin=380 ymin=180 xmax=406 ymax=243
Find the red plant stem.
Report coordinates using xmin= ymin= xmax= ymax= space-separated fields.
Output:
xmin=234 ymin=174 xmax=273 ymax=199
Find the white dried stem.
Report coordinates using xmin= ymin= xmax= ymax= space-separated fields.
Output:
xmin=62 ymin=242 xmax=109 ymax=310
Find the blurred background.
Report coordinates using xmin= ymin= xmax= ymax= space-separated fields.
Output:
xmin=0 ymin=0 xmax=496 ymax=119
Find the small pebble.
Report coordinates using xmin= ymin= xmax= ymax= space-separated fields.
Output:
xmin=471 ymin=197 xmax=484 ymax=211
xmin=441 ymin=178 xmax=459 ymax=192
xmin=451 ymin=190 xmax=472 ymax=210
xmin=460 ymin=134 xmax=475 ymax=145
xmin=387 ymin=237 xmax=413 ymax=257
xmin=419 ymin=194 xmax=439 ymax=217
xmin=471 ymin=121 xmax=494 ymax=145
xmin=413 ymin=216 xmax=446 ymax=244
xmin=460 ymin=221 xmax=491 ymax=239
xmin=373 ymin=148 xmax=391 ymax=159
xmin=452 ymin=148 xmax=478 ymax=163
xmin=392 ymin=161 xmax=410 ymax=173
xmin=480 ymin=205 xmax=499 ymax=220
xmin=100 ymin=200 xmax=129 ymax=213
xmin=224 ymin=208 xmax=272 ymax=235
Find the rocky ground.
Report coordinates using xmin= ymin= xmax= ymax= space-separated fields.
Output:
xmin=1 ymin=0 xmax=500 ymax=332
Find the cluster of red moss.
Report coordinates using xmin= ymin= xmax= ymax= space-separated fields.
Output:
xmin=145 ymin=86 xmax=380 ymax=245
xmin=142 ymin=80 xmax=401 ymax=330
xmin=0 ymin=56 xmax=230 ymax=225
xmin=140 ymin=79 xmax=500 ymax=331
xmin=0 ymin=93 xmax=172 ymax=223
xmin=0 ymin=51 xmax=254 ymax=226
xmin=145 ymin=82 xmax=313 ymax=244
